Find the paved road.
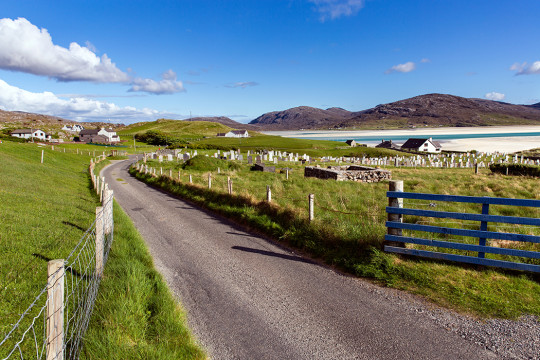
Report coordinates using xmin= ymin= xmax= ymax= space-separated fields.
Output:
xmin=102 ymin=159 xmax=497 ymax=359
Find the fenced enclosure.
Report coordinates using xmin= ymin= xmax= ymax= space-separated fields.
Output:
xmin=385 ymin=180 xmax=540 ymax=273
xmin=1 ymin=159 xmax=114 ymax=360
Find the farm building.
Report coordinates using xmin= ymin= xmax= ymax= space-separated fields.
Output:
xmin=345 ymin=140 xmax=357 ymax=147
xmin=401 ymin=138 xmax=442 ymax=153
xmin=11 ymin=129 xmax=52 ymax=141
xmin=79 ymin=128 xmax=120 ymax=143
xmin=375 ymin=140 xmax=401 ymax=150
xmin=216 ymin=130 xmax=249 ymax=138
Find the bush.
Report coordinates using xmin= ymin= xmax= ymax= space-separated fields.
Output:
xmin=489 ymin=163 xmax=540 ymax=177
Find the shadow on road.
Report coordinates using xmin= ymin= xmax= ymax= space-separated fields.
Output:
xmin=231 ymin=245 xmax=314 ymax=264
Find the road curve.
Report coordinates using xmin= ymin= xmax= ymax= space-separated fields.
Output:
xmin=102 ymin=159 xmax=497 ymax=359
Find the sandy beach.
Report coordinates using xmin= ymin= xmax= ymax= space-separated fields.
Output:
xmin=263 ymin=126 xmax=540 ymax=153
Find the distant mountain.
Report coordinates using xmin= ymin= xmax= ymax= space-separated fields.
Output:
xmin=185 ymin=116 xmax=260 ymax=130
xmin=249 ymin=94 xmax=540 ymax=130
xmin=341 ymin=94 xmax=540 ymax=128
xmin=249 ymin=106 xmax=352 ymax=130
xmin=528 ymin=102 xmax=540 ymax=110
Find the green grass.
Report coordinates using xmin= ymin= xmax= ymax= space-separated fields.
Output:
xmin=0 ymin=143 xmax=204 ymax=359
xmin=81 ymin=202 xmax=205 ymax=359
xmin=118 ymin=119 xmax=235 ymax=140
xmin=133 ymin=158 xmax=540 ymax=318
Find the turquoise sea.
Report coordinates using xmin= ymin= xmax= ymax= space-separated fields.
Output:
xmin=296 ymin=131 xmax=540 ymax=143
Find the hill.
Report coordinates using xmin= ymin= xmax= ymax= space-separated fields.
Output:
xmin=249 ymin=94 xmax=540 ymax=130
xmin=118 ymin=118 xmax=241 ymax=139
xmin=184 ymin=116 xmax=260 ymax=131
xmin=249 ymin=106 xmax=352 ymax=130
xmin=0 ymin=109 xmax=123 ymax=134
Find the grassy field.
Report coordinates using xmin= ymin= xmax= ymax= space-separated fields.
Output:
xmin=118 ymin=119 xmax=235 ymax=139
xmin=0 ymin=142 xmax=204 ymax=358
xmin=133 ymin=155 xmax=540 ymax=318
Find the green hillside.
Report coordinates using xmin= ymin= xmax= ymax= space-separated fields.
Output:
xmin=118 ymin=119 xmax=238 ymax=139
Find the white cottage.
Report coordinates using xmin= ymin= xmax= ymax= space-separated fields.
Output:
xmin=216 ymin=130 xmax=249 ymax=138
xmin=62 ymin=124 xmax=85 ymax=132
xmin=11 ymin=129 xmax=52 ymax=141
xmin=401 ymin=137 xmax=442 ymax=153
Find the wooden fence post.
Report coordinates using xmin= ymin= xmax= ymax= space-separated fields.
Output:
xmin=189 ymin=174 xmax=193 ymax=183
xmin=387 ymin=180 xmax=404 ymax=247
xmin=169 ymin=169 xmax=172 ymax=178
xmin=178 ymin=169 xmax=181 ymax=181
xmin=286 ymin=168 xmax=289 ymax=180
xmin=46 ymin=259 xmax=64 ymax=360
xmin=227 ymin=177 xmax=232 ymax=194
xmin=308 ymin=193 xmax=314 ymax=222
xmin=474 ymin=162 xmax=479 ymax=174
xmin=218 ymin=167 xmax=220 ymax=174
xmin=95 ymin=207 xmax=104 ymax=277
xmin=267 ymin=185 xmax=272 ymax=202
xmin=208 ymin=173 xmax=212 ymax=189
xmin=41 ymin=150 xmax=44 ymax=164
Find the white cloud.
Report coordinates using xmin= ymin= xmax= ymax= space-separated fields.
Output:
xmin=0 ymin=79 xmax=169 ymax=123
xmin=385 ymin=61 xmax=416 ymax=74
xmin=309 ymin=0 xmax=365 ymax=21
xmin=225 ymin=82 xmax=259 ymax=88
xmin=485 ymin=92 xmax=506 ymax=101
xmin=129 ymin=70 xmax=184 ymax=94
xmin=510 ymin=61 xmax=540 ymax=75
xmin=0 ymin=17 xmax=185 ymax=94
xmin=0 ymin=17 xmax=130 ymax=83
xmin=420 ymin=58 xmax=431 ymax=63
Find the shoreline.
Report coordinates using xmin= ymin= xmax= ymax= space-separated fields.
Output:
xmin=263 ymin=125 xmax=540 ymax=153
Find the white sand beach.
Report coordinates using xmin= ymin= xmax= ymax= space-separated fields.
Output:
xmin=263 ymin=126 xmax=540 ymax=153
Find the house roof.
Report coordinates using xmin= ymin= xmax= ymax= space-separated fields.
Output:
xmin=11 ymin=129 xmax=33 ymax=134
xmin=376 ymin=140 xmax=401 ymax=150
xmin=231 ymin=130 xmax=248 ymax=134
xmin=401 ymin=138 xmax=442 ymax=150
xmin=345 ymin=140 xmax=356 ymax=145
xmin=79 ymin=129 xmax=100 ymax=135
xmin=217 ymin=132 xmax=227 ymax=136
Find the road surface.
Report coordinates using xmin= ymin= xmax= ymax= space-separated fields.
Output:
xmin=102 ymin=159 xmax=497 ymax=359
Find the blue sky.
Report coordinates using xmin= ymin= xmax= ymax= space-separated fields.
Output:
xmin=0 ymin=0 xmax=539 ymax=124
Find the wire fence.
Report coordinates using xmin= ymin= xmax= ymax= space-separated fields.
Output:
xmin=1 ymin=158 xmax=114 ymax=360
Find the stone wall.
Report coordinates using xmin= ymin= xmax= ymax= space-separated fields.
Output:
xmin=304 ymin=165 xmax=391 ymax=183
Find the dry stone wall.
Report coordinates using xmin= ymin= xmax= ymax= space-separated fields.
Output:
xmin=304 ymin=165 xmax=391 ymax=183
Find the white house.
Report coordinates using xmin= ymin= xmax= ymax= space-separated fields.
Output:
xmin=11 ymin=129 xmax=52 ymax=141
xmin=401 ymin=137 xmax=442 ymax=153
xmin=216 ymin=130 xmax=249 ymax=138
xmin=62 ymin=124 xmax=85 ymax=132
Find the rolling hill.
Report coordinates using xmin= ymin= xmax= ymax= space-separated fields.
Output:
xmin=118 ymin=118 xmax=245 ymax=139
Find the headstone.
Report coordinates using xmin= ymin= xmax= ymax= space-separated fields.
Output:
xmin=247 ymin=155 xmax=253 ymax=164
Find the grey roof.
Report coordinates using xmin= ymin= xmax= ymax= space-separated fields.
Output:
xmin=11 ymin=129 xmax=33 ymax=134
xmin=231 ymin=130 xmax=248 ymax=134
xmin=79 ymin=129 xmax=100 ymax=135
xmin=376 ymin=140 xmax=401 ymax=150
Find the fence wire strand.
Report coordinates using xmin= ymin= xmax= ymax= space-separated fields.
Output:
xmin=1 ymin=169 xmax=114 ymax=360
